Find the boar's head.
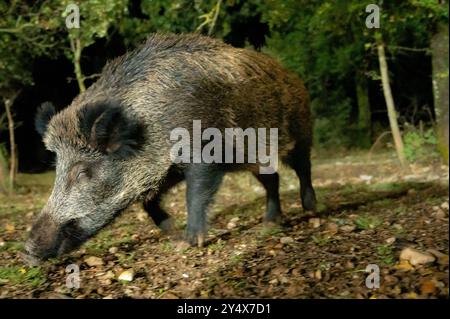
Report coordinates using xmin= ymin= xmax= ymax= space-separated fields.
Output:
xmin=26 ymin=100 xmax=149 ymax=260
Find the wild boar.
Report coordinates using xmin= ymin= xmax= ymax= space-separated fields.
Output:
xmin=26 ymin=33 xmax=316 ymax=259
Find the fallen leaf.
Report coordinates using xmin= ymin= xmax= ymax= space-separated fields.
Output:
xmin=395 ymin=260 xmax=414 ymax=272
xmin=420 ymin=280 xmax=436 ymax=294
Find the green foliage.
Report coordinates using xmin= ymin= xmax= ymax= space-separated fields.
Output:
xmin=61 ymin=0 xmax=128 ymax=52
xmin=354 ymin=215 xmax=383 ymax=230
xmin=0 ymin=0 xmax=62 ymax=91
xmin=0 ymin=266 xmax=46 ymax=288
xmin=403 ymin=126 xmax=438 ymax=162
xmin=376 ymin=244 xmax=396 ymax=265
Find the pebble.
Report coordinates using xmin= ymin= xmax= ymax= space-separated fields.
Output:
xmin=84 ymin=256 xmax=104 ymax=267
xmin=108 ymin=247 xmax=118 ymax=254
xmin=309 ymin=218 xmax=321 ymax=228
xmin=441 ymin=202 xmax=449 ymax=210
xmin=314 ymin=269 xmax=322 ymax=280
xmin=434 ymin=209 xmax=446 ymax=219
xmin=118 ymin=269 xmax=134 ymax=282
xmin=280 ymin=237 xmax=294 ymax=244
xmin=227 ymin=217 xmax=240 ymax=230
xmin=340 ymin=225 xmax=356 ymax=232
xmin=400 ymin=247 xmax=435 ymax=266
xmin=385 ymin=237 xmax=396 ymax=245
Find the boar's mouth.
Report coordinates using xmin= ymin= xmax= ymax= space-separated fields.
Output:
xmin=26 ymin=218 xmax=89 ymax=260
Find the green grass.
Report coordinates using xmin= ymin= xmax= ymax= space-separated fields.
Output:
xmin=208 ymin=241 xmax=225 ymax=251
xmin=258 ymin=224 xmax=283 ymax=238
xmin=230 ymin=254 xmax=243 ymax=264
xmin=311 ymin=234 xmax=331 ymax=246
xmin=0 ymin=266 xmax=46 ymax=288
xmin=0 ymin=241 xmax=24 ymax=252
xmin=117 ymin=252 xmax=136 ymax=266
xmin=354 ymin=215 xmax=383 ymax=230
xmin=376 ymin=244 xmax=396 ymax=265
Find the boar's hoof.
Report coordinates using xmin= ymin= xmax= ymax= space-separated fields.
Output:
xmin=186 ymin=232 xmax=206 ymax=248
xmin=264 ymin=215 xmax=282 ymax=225
xmin=302 ymin=188 xmax=317 ymax=212
xmin=158 ymin=217 xmax=175 ymax=234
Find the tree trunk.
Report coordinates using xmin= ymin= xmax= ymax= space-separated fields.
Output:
xmin=70 ymin=37 xmax=86 ymax=92
xmin=3 ymin=93 xmax=19 ymax=194
xmin=355 ymin=73 xmax=372 ymax=147
xmin=431 ymin=22 xmax=449 ymax=163
xmin=377 ymin=42 xmax=406 ymax=166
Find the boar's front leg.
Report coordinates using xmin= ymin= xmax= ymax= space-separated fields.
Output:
xmin=185 ymin=164 xmax=224 ymax=247
xmin=143 ymin=167 xmax=184 ymax=232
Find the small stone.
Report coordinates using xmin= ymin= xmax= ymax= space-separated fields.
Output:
xmin=385 ymin=237 xmax=396 ymax=245
xmin=280 ymin=237 xmax=294 ymax=244
xmin=314 ymin=269 xmax=322 ymax=280
xmin=108 ymin=247 xmax=118 ymax=254
xmin=309 ymin=218 xmax=321 ymax=228
xmin=118 ymin=269 xmax=134 ymax=282
xmin=340 ymin=225 xmax=356 ymax=232
xmin=182 ymin=273 xmax=189 ymax=278
xmin=400 ymin=247 xmax=435 ymax=266
xmin=434 ymin=209 xmax=446 ymax=219
xmin=269 ymin=278 xmax=279 ymax=285
xmin=84 ymin=256 xmax=104 ymax=267
xmin=360 ymin=175 xmax=373 ymax=183
xmin=0 ymin=238 xmax=5 ymax=247
xmin=441 ymin=202 xmax=449 ymax=211
xmin=227 ymin=217 xmax=240 ymax=230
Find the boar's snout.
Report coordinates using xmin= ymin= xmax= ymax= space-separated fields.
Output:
xmin=26 ymin=211 xmax=85 ymax=260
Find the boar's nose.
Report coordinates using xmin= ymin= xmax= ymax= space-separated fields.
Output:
xmin=26 ymin=212 xmax=59 ymax=259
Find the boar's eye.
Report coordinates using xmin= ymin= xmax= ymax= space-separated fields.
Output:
xmin=76 ymin=168 xmax=91 ymax=182
xmin=67 ymin=162 xmax=93 ymax=188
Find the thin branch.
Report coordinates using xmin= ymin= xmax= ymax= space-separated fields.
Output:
xmin=387 ymin=45 xmax=431 ymax=54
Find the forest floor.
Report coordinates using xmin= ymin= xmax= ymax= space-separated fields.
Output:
xmin=0 ymin=150 xmax=448 ymax=299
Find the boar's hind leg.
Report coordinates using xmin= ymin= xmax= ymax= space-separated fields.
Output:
xmin=185 ymin=164 xmax=224 ymax=247
xmin=253 ymin=172 xmax=282 ymax=223
xmin=143 ymin=169 xmax=184 ymax=232
xmin=284 ymin=142 xmax=317 ymax=212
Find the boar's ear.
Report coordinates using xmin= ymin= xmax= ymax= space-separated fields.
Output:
xmin=79 ymin=102 xmax=145 ymax=157
xmin=35 ymin=102 xmax=56 ymax=137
